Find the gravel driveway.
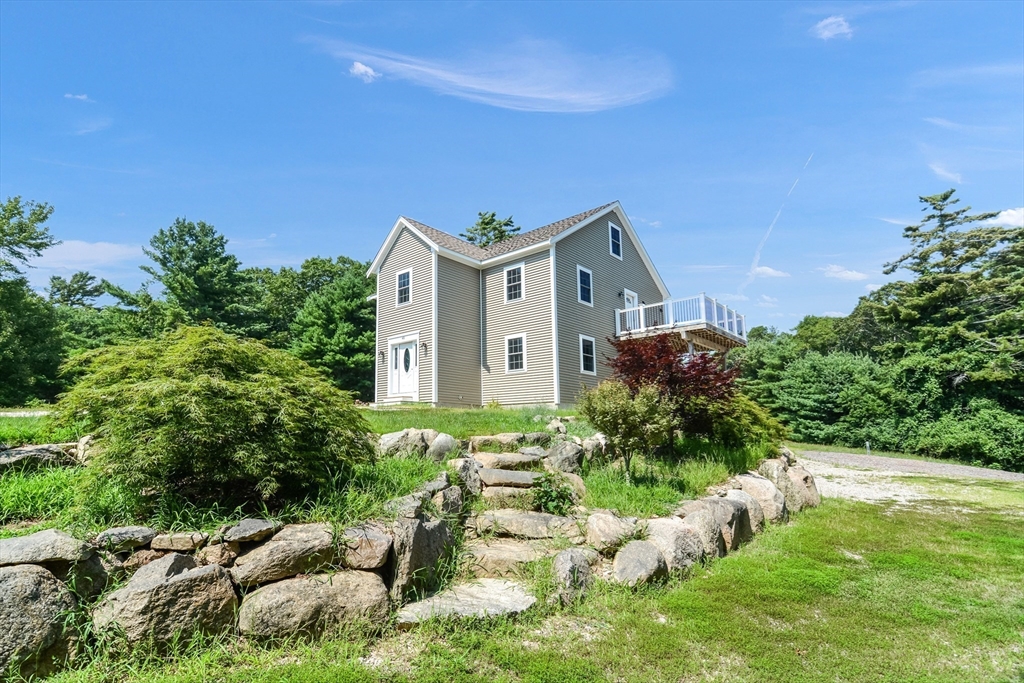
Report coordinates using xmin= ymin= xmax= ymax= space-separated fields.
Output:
xmin=798 ymin=450 xmax=1024 ymax=483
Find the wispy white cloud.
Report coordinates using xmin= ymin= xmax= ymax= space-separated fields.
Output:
xmin=32 ymin=240 xmax=143 ymax=271
xmin=74 ymin=118 xmax=112 ymax=135
xmin=713 ymin=293 xmax=749 ymax=303
xmin=811 ymin=16 xmax=853 ymax=40
xmin=757 ymin=294 xmax=779 ymax=308
xmin=823 ymin=311 xmax=846 ymax=317
xmin=877 ymin=217 xmax=913 ymax=226
xmin=923 ymin=117 xmax=1006 ymax=134
xmin=986 ymin=207 xmax=1024 ymax=228
xmin=752 ymin=265 xmax=790 ymax=278
xmin=631 ymin=216 xmax=662 ymax=228
xmin=819 ymin=264 xmax=868 ymax=281
xmin=914 ymin=62 xmax=1024 ymax=87
xmin=865 ymin=283 xmax=882 ymax=292
xmin=678 ymin=264 xmax=737 ymax=273
xmin=309 ymin=37 xmax=672 ymax=112
xmin=928 ymin=163 xmax=962 ymax=184
xmin=349 ymin=61 xmax=380 ymax=83
xmin=64 ymin=93 xmax=93 ymax=102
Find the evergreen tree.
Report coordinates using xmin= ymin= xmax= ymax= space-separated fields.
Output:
xmin=47 ymin=271 xmax=103 ymax=307
xmin=460 ymin=212 xmax=519 ymax=247
xmin=1 ymin=196 xmax=58 ymax=278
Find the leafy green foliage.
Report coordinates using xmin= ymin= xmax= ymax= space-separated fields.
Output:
xmin=0 ymin=278 xmax=63 ymax=406
xmin=577 ymin=381 xmax=673 ymax=478
xmin=289 ymin=263 xmax=376 ymax=400
xmin=734 ymin=190 xmax=1024 ymax=470
xmin=532 ymin=472 xmax=576 ymax=516
xmin=708 ymin=393 xmax=788 ymax=448
xmin=460 ymin=211 xmax=520 ymax=247
xmin=52 ymin=326 xmax=375 ymax=509
xmin=0 ymin=196 xmax=57 ymax=278
xmin=47 ymin=271 xmax=103 ymax=307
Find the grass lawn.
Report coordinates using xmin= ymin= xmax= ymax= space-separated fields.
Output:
xmin=43 ymin=491 xmax=1024 ymax=683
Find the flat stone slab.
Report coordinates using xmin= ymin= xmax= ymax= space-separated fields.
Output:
xmin=464 ymin=538 xmax=555 ymax=577
xmin=224 ymin=519 xmax=280 ymax=543
xmin=474 ymin=510 xmax=583 ymax=542
xmin=151 ymin=532 xmax=209 ymax=552
xmin=395 ymin=578 xmax=536 ymax=629
xmin=478 ymin=468 xmax=542 ymax=488
xmin=481 ymin=486 xmax=536 ymax=509
xmin=94 ymin=526 xmax=157 ymax=552
xmin=0 ymin=529 xmax=93 ymax=566
xmin=473 ymin=452 xmax=543 ymax=470
xmin=0 ymin=445 xmax=71 ymax=472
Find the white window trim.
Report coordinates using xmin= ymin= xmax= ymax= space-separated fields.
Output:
xmin=579 ymin=334 xmax=597 ymax=376
xmin=609 ymin=222 xmax=623 ymax=260
xmin=395 ymin=269 xmax=412 ymax=308
xmin=386 ymin=332 xmax=419 ymax=399
xmin=503 ymin=261 xmax=526 ymax=303
xmin=576 ymin=265 xmax=594 ymax=307
xmin=505 ymin=333 xmax=527 ymax=374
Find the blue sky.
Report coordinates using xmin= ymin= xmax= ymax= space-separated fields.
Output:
xmin=2 ymin=1 xmax=1022 ymax=329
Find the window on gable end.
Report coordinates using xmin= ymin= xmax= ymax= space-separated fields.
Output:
xmin=609 ymin=224 xmax=622 ymax=259
xmin=577 ymin=266 xmax=593 ymax=306
xmin=396 ymin=270 xmax=410 ymax=305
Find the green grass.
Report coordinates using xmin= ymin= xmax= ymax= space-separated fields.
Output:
xmin=582 ymin=440 xmax=772 ymax=517
xmin=359 ymin=407 xmax=594 ymax=440
xmin=41 ymin=491 xmax=1024 ymax=682
xmin=0 ymin=454 xmax=443 ymax=540
xmin=0 ymin=415 xmax=85 ymax=448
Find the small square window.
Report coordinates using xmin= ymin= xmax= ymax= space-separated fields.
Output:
xmin=610 ymin=224 xmax=622 ymax=259
xmin=507 ymin=336 xmax=525 ymax=372
xmin=397 ymin=271 xmax=410 ymax=305
xmin=577 ymin=266 xmax=593 ymax=305
xmin=505 ymin=265 xmax=523 ymax=301
xmin=580 ymin=336 xmax=596 ymax=375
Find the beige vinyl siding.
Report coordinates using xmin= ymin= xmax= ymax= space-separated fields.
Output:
xmin=554 ymin=208 xmax=663 ymax=405
xmin=375 ymin=227 xmax=434 ymax=403
xmin=481 ymin=250 xmax=555 ymax=406
xmin=436 ymin=255 xmax=482 ymax=406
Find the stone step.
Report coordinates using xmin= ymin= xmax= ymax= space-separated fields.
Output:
xmin=472 ymin=452 xmax=543 ymax=471
xmin=395 ymin=578 xmax=536 ymax=629
xmin=478 ymin=468 xmax=542 ymax=488
xmin=463 ymin=538 xmax=557 ymax=577
xmin=474 ymin=509 xmax=584 ymax=542
xmin=481 ymin=486 xmax=536 ymax=509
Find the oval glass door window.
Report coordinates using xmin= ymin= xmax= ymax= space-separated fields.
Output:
xmin=403 ymin=348 xmax=411 ymax=372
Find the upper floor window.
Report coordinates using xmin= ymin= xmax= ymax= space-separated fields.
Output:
xmin=577 ymin=265 xmax=593 ymax=306
xmin=504 ymin=263 xmax=524 ymax=302
xmin=396 ymin=270 xmax=411 ymax=306
xmin=609 ymin=223 xmax=623 ymax=259
xmin=506 ymin=334 xmax=526 ymax=372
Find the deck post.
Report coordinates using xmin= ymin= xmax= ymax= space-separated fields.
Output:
xmin=711 ymin=297 xmax=719 ymax=328
xmin=638 ymin=304 xmax=646 ymax=332
xmin=615 ymin=309 xmax=621 ymax=336
xmin=666 ymin=299 xmax=674 ymax=326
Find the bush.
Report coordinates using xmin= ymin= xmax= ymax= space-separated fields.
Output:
xmin=708 ymin=393 xmax=788 ymax=448
xmin=577 ymin=381 xmax=673 ymax=479
xmin=912 ymin=400 xmax=1024 ymax=471
xmin=53 ymin=325 xmax=374 ymax=508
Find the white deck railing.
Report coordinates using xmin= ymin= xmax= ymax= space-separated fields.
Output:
xmin=615 ymin=293 xmax=747 ymax=342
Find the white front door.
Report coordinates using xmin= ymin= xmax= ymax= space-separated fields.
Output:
xmin=624 ymin=290 xmax=638 ymax=309
xmin=390 ymin=341 xmax=419 ymax=396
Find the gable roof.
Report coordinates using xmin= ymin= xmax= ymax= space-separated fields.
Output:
xmin=367 ymin=201 xmax=670 ymax=298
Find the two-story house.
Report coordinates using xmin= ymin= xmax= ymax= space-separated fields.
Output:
xmin=367 ymin=201 xmax=747 ymax=407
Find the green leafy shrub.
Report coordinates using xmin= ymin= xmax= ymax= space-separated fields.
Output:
xmin=577 ymin=381 xmax=673 ymax=479
xmin=708 ymin=393 xmax=788 ymax=448
xmin=533 ymin=473 xmax=576 ymax=516
xmin=53 ymin=325 xmax=374 ymax=508
xmin=912 ymin=399 xmax=1024 ymax=471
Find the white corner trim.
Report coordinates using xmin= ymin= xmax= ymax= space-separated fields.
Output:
xmin=576 ymin=264 xmax=594 ymax=307
xmin=609 ymin=222 xmax=623 ymax=260
xmin=504 ymin=333 xmax=527 ymax=374
xmin=432 ymin=250 xmax=438 ymax=405
xmin=374 ymin=284 xmax=380 ymax=403
xmin=396 ymin=268 xmax=412 ymax=308
xmin=550 ymin=246 xmax=560 ymax=405
xmin=579 ymin=334 xmax=597 ymax=375
xmin=502 ymin=261 xmax=526 ymax=303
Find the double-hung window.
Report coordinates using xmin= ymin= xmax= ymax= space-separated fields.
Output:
xmin=396 ymin=270 xmax=410 ymax=306
xmin=609 ymin=223 xmax=623 ymax=259
xmin=506 ymin=335 xmax=525 ymax=372
xmin=504 ymin=263 xmax=524 ymax=302
xmin=577 ymin=265 xmax=593 ymax=306
xmin=580 ymin=335 xmax=596 ymax=375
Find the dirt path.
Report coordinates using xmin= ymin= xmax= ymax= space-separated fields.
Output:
xmin=798 ymin=450 xmax=1024 ymax=482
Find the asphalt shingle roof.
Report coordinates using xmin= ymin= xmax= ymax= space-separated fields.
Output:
xmin=402 ymin=202 xmax=615 ymax=261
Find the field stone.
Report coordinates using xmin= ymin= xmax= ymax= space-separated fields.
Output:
xmin=0 ymin=444 xmax=72 ymax=472
xmin=726 ymin=489 xmax=765 ymax=531
xmin=560 ymin=472 xmax=587 ymax=500
xmin=474 ymin=452 xmax=543 ymax=470
xmin=704 ymin=497 xmax=754 ymax=550
xmin=481 ymin=486 xmax=536 ymax=509
xmin=644 ymin=517 xmax=704 ymax=571
xmin=130 ymin=552 xmax=195 ymax=585
xmin=340 ymin=524 xmax=392 ymax=570
xmin=478 ymin=468 xmax=542 ymax=488
xmin=552 ymin=548 xmax=593 ymax=604
xmin=237 ymin=571 xmax=389 ymax=639
xmin=425 ymin=433 xmax=458 ymax=461
xmin=586 ymin=512 xmax=638 ymax=553
xmin=94 ymin=526 xmax=157 ymax=552
xmin=787 ymin=466 xmax=822 ymax=508
xmin=465 ymin=538 xmax=552 ymax=577
xmin=732 ymin=473 xmax=788 ymax=524
xmin=612 ymin=541 xmax=667 ymax=586
xmin=150 ymin=532 xmax=209 ymax=552
xmin=379 ymin=429 xmax=429 ymax=457
xmin=758 ymin=458 xmax=804 ymax=513
xmin=546 ymin=418 xmax=566 ymax=434
xmin=474 ymin=510 xmax=583 ymax=542
xmin=418 ymin=471 xmax=450 ymax=496
xmin=470 ymin=433 xmax=525 ymax=452
xmin=92 ymin=564 xmax=237 ymax=644
xmin=677 ymin=508 xmax=726 ymax=559
xmin=388 ymin=516 xmax=453 ymax=600
xmin=385 ymin=491 xmax=430 ymax=518
xmin=518 ymin=446 xmax=548 ymax=458
xmin=0 ymin=528 xmax=93 ymax=566
xmin=224 ymin=519 xmax=280 ymax=543
xmin=0 ymin=564 xmax=76 ymax=679
xmin=522 ymin=432 xmax=552 ymax=446
xmin=122 ymin=549 xmax=167 ymax=573
xmin=432 ymin=485 xmax=463 ymax=515
xmin=582 ymin=434 xmax=608 ymax=459
xmin=396 ymin=578 xmax=536 ymax=629
xmin=75 ymin=434 xmax=95 ymax=464
xmin=544 ymin=440 xmax=583 ymax=474
xmin=230 ymin=523 xmax=335 ymax=587
xmin=195 ymin=542 xmax=238 ymax=568
xmin=447 ymin=458 xmax=482 ymax=495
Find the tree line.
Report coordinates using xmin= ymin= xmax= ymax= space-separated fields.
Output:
xmin=732 ymin=190 xmax=1023 ymax=471
xmin=0 ymin=196 xmax=376 ymax=406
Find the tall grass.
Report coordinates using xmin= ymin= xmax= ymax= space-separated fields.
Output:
xmin=0 ymin=415 xmax=87 ymax=447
